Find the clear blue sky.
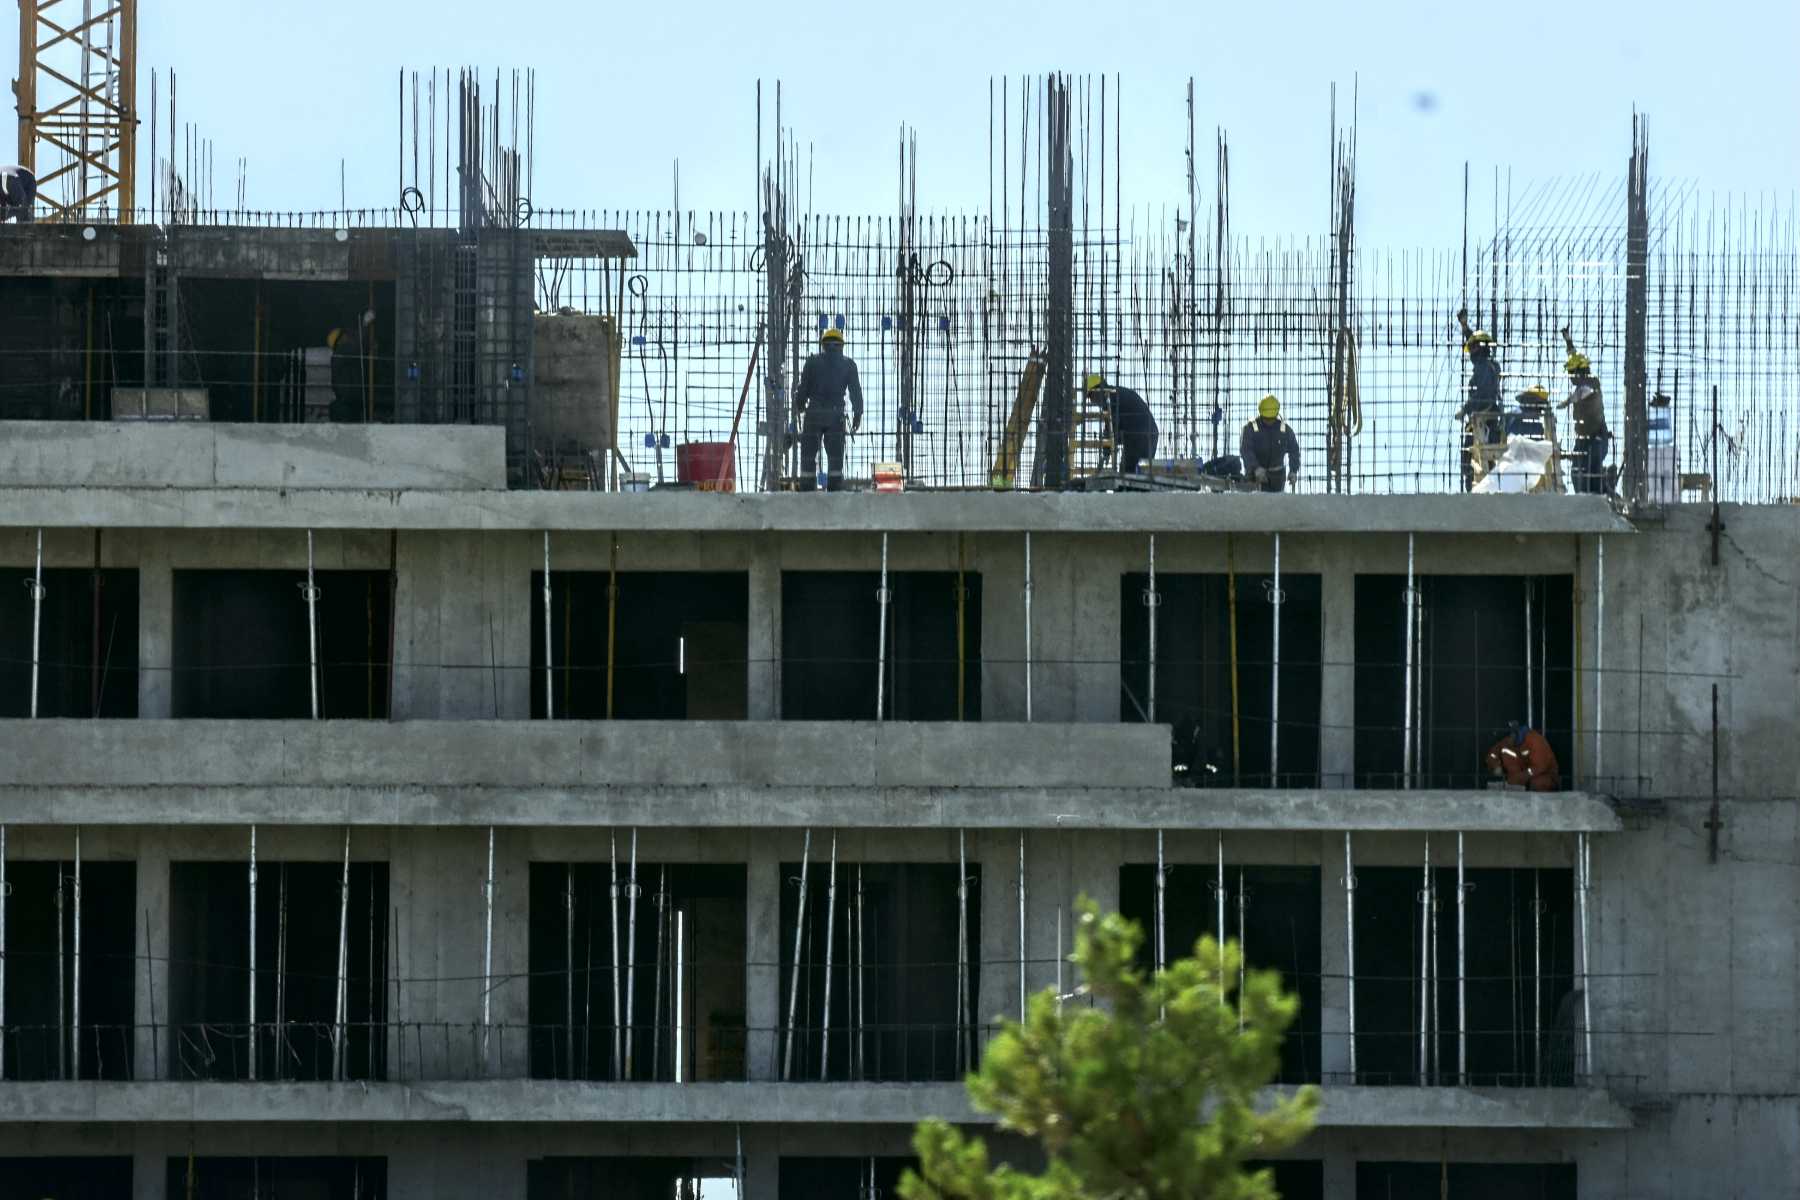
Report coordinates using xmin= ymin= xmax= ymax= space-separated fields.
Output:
xmin=10 ymin=0 xmax=1797 ymax=245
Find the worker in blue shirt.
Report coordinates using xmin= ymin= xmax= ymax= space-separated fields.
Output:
xmin=1455 ymin=307 xmax=1503 ymax=490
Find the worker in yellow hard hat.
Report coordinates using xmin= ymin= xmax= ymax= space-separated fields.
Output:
xmin=1557 ymin=326 xmax=1611 ymax=494
xmin=1240 ymin=395 xmax=1300 ymax=492
xmin=1510 ymin=384 xmax=1552 ymax=438
xmin=327 ymin=322 xmax=364 ymax=423
xmin=1083 ymin=372 xmax=1159 ymax=475
xmin=794 ymin=326 xmax=864 ymax=491
xmin=1454 ymin=307 xmax=1504 ymax=491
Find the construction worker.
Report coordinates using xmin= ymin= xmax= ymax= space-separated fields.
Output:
xmin=1454 ymin=308 xmax=1502 ymax=490
xmin=0 ymin=164 xmax=36 ymax=223
xmin=1239 ymin=395 xmax=1300 ymax=492
xmin=794 ymin=327 xmax=864 ymax=492
xmin=1484 ymin=720 xmax=1561 ymax=792
xmin=1084 ymin=373 xmax=1159 ymax=475
xmin=327 ymin=325 xmax=362 ymax=423
xmin=1509 ymin=385 xmax=1552 ymax=438
xmin=1557 ymin=327 xmax=1611 ymax=494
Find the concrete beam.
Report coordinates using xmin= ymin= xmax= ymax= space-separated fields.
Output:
xmin=0 ymin=489 xmax=1641 ymax=534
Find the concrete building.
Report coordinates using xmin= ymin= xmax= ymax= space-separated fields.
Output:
xmin=2 ymin=411 xmax=1796 ymax=1199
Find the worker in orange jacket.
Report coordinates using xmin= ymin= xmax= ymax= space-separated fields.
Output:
xmin=1485 ymin=721 xmax=1561 ymax=791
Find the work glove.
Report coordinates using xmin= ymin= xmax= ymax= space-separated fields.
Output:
xmin=1254 ymin=467 xmax=1268 ymax=483
xmin=851 ymin=413 xmax=862 ymax=434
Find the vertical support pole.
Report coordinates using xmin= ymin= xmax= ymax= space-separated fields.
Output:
xmin=1595 ymin=537 xmax=1605 ymax=788
xmin=609 ymin=831 xmax=622 ymax=1078
xmin=1236 ymin=866 xmax=1246 ymax=1031
xmin=248 ymin=826 xmax=258 ymax=1081
xmin=1429 ymin=837 xmax=1439 ymax=1084
xmin=875 ymin=534 xmax=891 ymax=720
xmin=1456 ymin=831 xmax=1467 ymax=1085
xmin=1022 ymin=533 xmax=1033 ymax=722
xmin=1016 ymin=832 xmax=1026 ymax=1020
xmin=0 ymin=824 xmax=5 ymax=1079
xmin=1215 ymin=833 xmax=1225 ymax=998
xmin=1343 ymin=831 xmax=1357 ymax=1081
xmin=1145 ymin=535 xmax=1158 ymax=722
xmin=1533 ymin=868 xmax=1542 ymax=1085
xmin=855 ymin=865 xmax=866 ymax=1079
xmin=29 ymin=530 xmax=44 ymax=719
xmin=1577 ymin=831 xmax=1593 ymax=1081
xmin=276 ymin=865 xmax=288 ymax=1080
xmin=1525 ymin=581 xmax=1534 ymax=730
xmin=1418 ymin=833 xmax=1430 ymax=1085
xmin=673 ymin=909 xmax=685 ymax=1083
xmin=72 ymin=828 xmax=81 ymax=1080
xmin=333 ymin=828 xmax=350 ymax=1081
xmin=564 ymin=863 xmax=574 ymax=1079
xmin=542 ymin=532 xmax=554 ymax=719
xmin=1227 ymin=537 xmax=1240 ymax=779
xmin=606 ymin=536 xmax=618 ymax=719
xmin=304 ymin=531 xmax=321 ymax=720
xmin=482 ymin=826 xmax=495 ymax=1072
xmin=820 ymin=833 xmax=839 ymax=1081
xmin=1153 ymin=830 xmax=1167 ymax=975
xmin=1270 ymin=532 xmax=1282 ymax=784
xmin=56 ymin=851 xmax=66 ymax=1078
xmin=956 ymin=534 xmax=967 ymax=721
xmin=955 ymin=830 xmax=969 ymax=1069
xmin=624 ymin=829 xmax=639 ymax=1078
xmin=782 ymin=829 xmax=811 ymax=1081
xmin=1402 ymin=533 xmax=1416 ymax=790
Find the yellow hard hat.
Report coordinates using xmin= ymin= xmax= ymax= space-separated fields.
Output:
xmin=1083 ymin=373 xmax=1106 ymax=392
xmin=1463 ymin=330 xmax=1494 ymax=353
xmin=1258 ymin=394 xmax=1280 ymax=419
xmin=326 ymin=328 xmax=344 ymax=349
xmin=1521 ymin=384 xmax=1549 ymax=401
xmin=821 ymin=327 xmax=844 ymax=344
xmin=1565 ymin=352 xmax=1590 ymax=374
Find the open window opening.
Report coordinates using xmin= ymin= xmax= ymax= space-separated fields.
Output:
xmin=779 ymin=860 xmax=979 ymax=1083
xmin=166 ymin=1157 xmax=387 ymax=1200
xmin=172 ymin=568 xmax=394 ymax=718
xmin=0 ymin=277 xmax=142 ymax=420
xmin=169 ymin=859 xmax=388 ymax=1081
xmin=0 ymin=1157 xmax=133 ymax=1199
xmin=782 ymin=571 xmax=982 ymax=721
xmin=1356 ymin=1162 xmax=1575 ymax=1199
xmin=0 ymin=860 xmax=135 ymax=1080
xmin=528 ymin=1158 xmax=740 ymax=1200
xmin=0 ymin=566 xmax=138 ymax=717
xmin=530 ymin=571 xmax=749 ymax=719
xmin=1248 ymin=1162 xmax=1324 ymax=1200
xmin=1354 ymin=575 xmax=1573 ymax=789
xmin=529 ymin=862 xmax=746 ymax=1081
xmin=1119 ymin=862 xmax=1321 ymax=1084
xmin=1121 ymin=572 xmax=1322 ymax=787
xmin=780 ymin=1157 xmax=919 ymax=1198
xmin=1352 ymin=865 xmax=1576 ymax=1087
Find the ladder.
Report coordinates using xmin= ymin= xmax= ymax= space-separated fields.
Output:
xmin=142 ymin=233 xmax=177 ymax=388
xmin=1070 ymin=393 xmax=1116 ymax=478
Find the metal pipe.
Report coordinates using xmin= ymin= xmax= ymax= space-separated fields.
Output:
xmin=855 ymin=865 xmax=866 ymax=1079
xmin=482 ymin=826 xmax=494 ymax=1071
xmin=1145 ymin=534 xmax=1158 ymax=722
xmin=1023 ymin=533 xmax=1033 ymax=722
xmin=565 ymin=863 xmax=576 ymax=1079
xmin=609 ymin=831 xmax=622 ymax=1078
xmin=1270 ymin=532 xmax=1282 ymax=784
xmin=1578 ymin=831 xmax=1593 ymax=1080
xmin=29 ymin=530 xmax=44 ymax=719
xmin=782 ymin=829 xmax=811 ymax=1081
xmin=653 ymin=869 xmax=670 ymax=1079
xmin=606 ymin=536 xmax=618 ymax=718
xmin=56 ymin=853 xmax=66 ymax=1078
xmin=1456 ymin=831 xmax=1466 ymax=1085
xmin=276 ymin=864 xmax=288 ymax=1080
xmin=1533 ymin=867 xmax=1541 ymax=1085
xmin=1402 ymin=533 xmax=1416 ymax=789
xmin=673 ymin=909 xmax=685 ymax=1083
xmin=955 ymin=830 xmax=969 ymax=1069
xmin=1215 ymin=832 xmax=1226 ymax=999
xmin=875 ymin=533 xmax=891 ymax=720
xmin=1016 ymin=832 xmax=1026 ymax=1020
xmin=0 ymin=825 xmax=5 ymax=1079
xmin=72 ymin=828 xmax=81 ymax=1080
xmin=334 ymin=828 xmax=350 ymax=1081
xmin=1430 ymin=836 xmax=1439 ymax=1084
xmin=249 ymin=826 xmax=258 ymax=1081
xmin=1154 ymin=830 xmax=1167 ymax=975
xmin=305 ymin=531 xmax=320 ymax=720
xmin=624 ymin=829 xmax=639 ymax=1078
xmin=542 ymin=531 xmax=554 ymax=719
xmin=1236 ymin=866 xmax=1246 ymax=1032
xmin=1596 ymin=537 xmax=1605 ymax=787
xmin=820 ymin=834 xmax=839 ymax=1080
xmin=1344 ymin=831 xmax=1357 ymax=1081
xmin=1418 ymin=833 xmax=1430 ymax=1085
xmin=1525 ymin=580 xmax=1534 ymax=729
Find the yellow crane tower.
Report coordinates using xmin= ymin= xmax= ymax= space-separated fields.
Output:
xmin=13 ymin=0 xmax=138 ymax=221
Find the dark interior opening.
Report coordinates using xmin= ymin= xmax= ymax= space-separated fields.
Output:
xmin=1119 ymin=862 xmax=1321 ymax=1084
xmin=528 ymin=861 xmax=746 ymax=1081
xmin=1356 ymin=1161 xmax=1575 ymax=1199
xmin=527 ymin=1158 xmax=735 ymax=1200
xmin=1354 ymin=575 xmax=1574 ymax=789
xmin=1249 ymin=1161 xmax=1325 ymax=1200
xmin=780 ymin=1157 xmax=919 ymax=1197
xmin=172 ymin=568 xmax=393 ymax=718
xmin=0 ymin=860 xmax=135 ymax=1081
xmin=0 ymin=566 xmax=138 ymax=717
xmin=0 ymin=277 xmax=142 ymax=420
xmin=169 ymin=859 xmax=388 ymax=1081
xmin=782 ymin=570 xmax=982 ymax=721
xmin=1121 ymin=572 xmax=1323 ymax=787
xmin=0 ymin=1157 xmax=133 ymax=1199
xmin=529 ymin=571 xmax=749 ymax=719
xmin=779 ymin=860 xmax=978 ymax=1082
xmin=1353 ymin=866 xmax=1577 ymax=1086
xmin=166 ymin=1157 xmax=388 ymax=1200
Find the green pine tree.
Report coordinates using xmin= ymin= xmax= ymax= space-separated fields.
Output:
xmin=900 ymin=898 xmax=1319 ymax=1200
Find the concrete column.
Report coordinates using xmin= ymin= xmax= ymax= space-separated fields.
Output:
xmin=137 ymin=536 xmax=172 ymax=717
xmin=744 ymin=832 xmax=782 ymax=1080
xmin=1318 ymin=548 xmax=1356 ymax=788
xmin=747 ymin=540 xmax=781 ymax=719
xmin=1321 ymin=1150 xmax=1356 ymax=1199
xmin=743 ymin=1151 xmax=780 ymax=1200
xmin=1318 ymin=831 xmax=1351 ymax=1084
xmin=131 ymin=1144 xmax=163 ymax=1200
xmin=389 ymin=531 xmax=426 ymax=719
xmin=490 ymin=827 xmax=531 ymax=1078
xmin=133 ymin=833 xmax=170 ymax=1082
xmin=977 ymin=535 xmax=1026 ymax=722
xmin=978 ymin=830 xmax=1022 ymax=1045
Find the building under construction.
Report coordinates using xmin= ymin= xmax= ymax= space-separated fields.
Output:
xmin=5 ymin=30 xmax=1800 ymax=1200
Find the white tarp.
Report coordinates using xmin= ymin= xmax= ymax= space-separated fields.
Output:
xmin=1472 ymin=439 xmax=1559 ymax=494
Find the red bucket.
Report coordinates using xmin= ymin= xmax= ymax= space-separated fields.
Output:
xmin=676 ymin=441 xmax=736 ymax=493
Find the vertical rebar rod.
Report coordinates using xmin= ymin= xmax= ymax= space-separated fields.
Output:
xmin=782 ymin=829 xmax=811 ymax=1081
xmin=1269 ymin=532 xmax=1281 ymax=784
xmin=1344 ymin=831 xmax=1356 ymax=1081
xmin=609 ymin=831 xmax=622 ymax=1078
xmin=820 ymin=833 xmax=839 ymax=1081
xmin=304 ymin=531 xmax=320 ymax=720
xmin=1403 ymin=533 xmax=1416 ymax=789
xmin=1023 ymin=533 xmax=1033 ymax=721
xmin=248 ymin=825 xmax=257 ymax=1081
xmin=1419 ymin=833 xmax=1430 ymax=1085
xmin=482 ymin=825 xmax=494 ymax=1071
xmin=29 ymin=530 xmax=44 ymax=719
xmin=71 ymin=828 xmax=81 ymax=1080
xmin=875 ymin=534 xmax=890 ymax=720
xmin=1456 ymin=831 xmax=1467 ymax=1085
xmin=332 ymin=828 xmax=350 ymax=1081
xmin=1578 ymin=831 xmax=1593 ymax=1080
xmin=542 ymin=531 xmax=554 ymax=719
xmin=624 ymin=830 xmax=639 ymax=1077
xmin=1145 ymin=534 xmax=1157 ymax=721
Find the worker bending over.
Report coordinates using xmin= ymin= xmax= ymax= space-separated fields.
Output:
xmin=1084 ymin=373 xmax=1159 ymax=475
xmin=0 ymin=164 xmax=36 ymax=223
xmin=1558 ymin=327 xmax=1611 ymax=495
xmin=794 ymin=328 xmax=864 ymax=491
xmin=1484 ymin=720 xmax=1561 ymax=791
xmin=1240 ymin=395 xmax=1301 ymax=492
xmin=1454 ymin=308 xmax=1502 ymax=490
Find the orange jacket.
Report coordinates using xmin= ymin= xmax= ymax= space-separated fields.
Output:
xmin=1485 ymin=729 xmax=1561 ymax=791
